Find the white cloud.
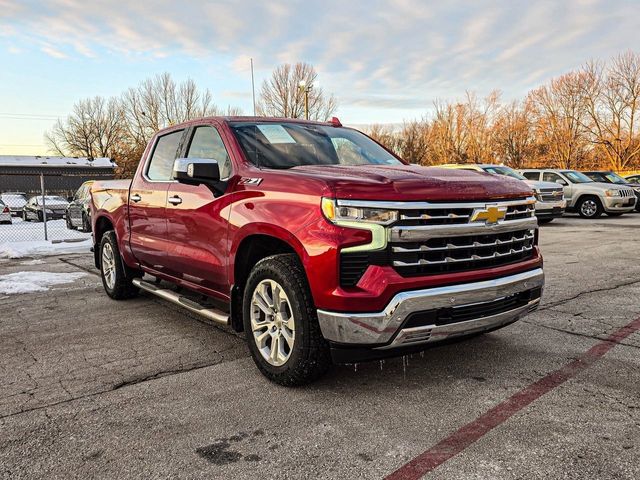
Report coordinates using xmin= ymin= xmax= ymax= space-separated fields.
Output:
xmin=1 ymin=0 xmax=639 ymax=114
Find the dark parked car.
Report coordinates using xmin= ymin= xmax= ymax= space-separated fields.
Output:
xmin=66 ymin=181 xmax=94 ymax=231
xmin=22 ymin=195 xmax=70 ymax=222
xmin=583 ymin=171 xmax=640 ymax=212
xmin=0 ymin=192 xmax=27 ymax=216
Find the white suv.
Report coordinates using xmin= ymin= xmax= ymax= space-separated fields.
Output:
xmin=518 ymin=169 xmax=636 ymax=218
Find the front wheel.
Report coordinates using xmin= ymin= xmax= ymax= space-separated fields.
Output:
xmin=243 ymin=254 xmax=331 ymax=386
xmin=99 ymin=231 xmax=142 ymax=299
xmin=578 ymin=196 xmax=603 ymax=219
xmin=606 ymin=212 xmax=623 ymax=217
xmin=82 ymin=213 xmax=91 ymax=232
xmin=66 ymin=214 xmax=74 ymax=230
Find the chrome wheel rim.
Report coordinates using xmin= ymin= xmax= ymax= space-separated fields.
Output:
xmin=102 ymin=243 xmax=116 ymax=290
xmin=250 ymin=279 xmax=295 ymax=367
xmin=581 ymin=200 xmax=597 ymax=217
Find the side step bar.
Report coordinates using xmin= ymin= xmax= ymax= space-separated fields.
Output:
xmin=132 ymin=278 xmax=229 ymax=326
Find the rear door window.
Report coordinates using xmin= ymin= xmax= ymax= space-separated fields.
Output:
xmin=522 ymin=171 xmax=540 ymax=181
xmin=146 ymin=130 xmax=184 ymax=181
xmin=542 ymin=172 xmax=565 ymax=183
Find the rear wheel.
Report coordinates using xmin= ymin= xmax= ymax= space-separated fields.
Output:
xmin=66 ymin=215 xmax=74 ymax=230
xmin=99 ymin=231 xmax=142 ymax=300
xmin=243 ymin=254 xmax=331 ymax=386
xmin=37 ymin=211 xmax=43 ymax=222
xmin=22 ymin=210 xmax=28 ymax=222
xmin=578 ymin=196 xmax=603 ymax=219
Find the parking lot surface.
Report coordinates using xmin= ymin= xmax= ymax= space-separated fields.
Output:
xmin=1 ymin=214 xmax=639 ymax=479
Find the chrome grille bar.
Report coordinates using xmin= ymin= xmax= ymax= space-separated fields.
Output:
xmin=393 ymin=245 xmax=534 ymax=267
xmin=392 ymin=232 xmax=534 ymax=253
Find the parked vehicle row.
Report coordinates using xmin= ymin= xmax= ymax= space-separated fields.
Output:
xmin=440 ymin=164 xmax=566 ymax=223
xmin=519 ymin=169 xmax=637 ymax=218
xmin=0 ymin=182 xmax=94 ymax=232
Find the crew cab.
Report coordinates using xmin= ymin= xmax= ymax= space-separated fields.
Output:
xmin=519 ymin=169 xmax=636 ymax=218
xmin=440 ymin=164 xmax=565 ymax=223
xmin=91 ymin=117 xmax=544 ymax=385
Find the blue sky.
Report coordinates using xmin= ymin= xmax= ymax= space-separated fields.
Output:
xmin=1 ymin=0 xmax=639 ymax=155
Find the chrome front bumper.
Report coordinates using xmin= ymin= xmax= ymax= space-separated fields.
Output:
xmin=317 ymin=268 xmax=544 ymax=348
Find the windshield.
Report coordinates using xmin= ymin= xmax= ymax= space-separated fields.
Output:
xmin=230 ymin=122 xmax=403 ymax=169
xmin=561 ymin=171 xmax=594 ymax=183
xmin=36 ymin=196 xmax=67 ymax=205
xmin=601 ymin=172 xmax=628 ymax=184
xmin=481 ymin=166 xmax=526 ymax=180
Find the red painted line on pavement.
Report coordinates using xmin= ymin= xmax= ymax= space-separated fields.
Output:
xmin=385 ymin=317 xmax=640 ymax=480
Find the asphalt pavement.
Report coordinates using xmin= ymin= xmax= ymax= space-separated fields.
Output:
xmin=1 ymin=214 xmax=639 ymax=479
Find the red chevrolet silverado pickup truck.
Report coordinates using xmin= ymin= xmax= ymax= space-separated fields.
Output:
xmin=90 ymin=116 xmax=544 ymax=385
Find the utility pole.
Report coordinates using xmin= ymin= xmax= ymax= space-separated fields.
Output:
xmin=298 ymin=80 xmax=312 ymax=120
xmin=250 ymin=58 xmax=256 ymax=116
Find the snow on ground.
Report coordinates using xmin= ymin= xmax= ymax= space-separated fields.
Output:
xmin=0 ymin=217 xmax=92 ymax=258
xmin=0 ymin=239 xmax=92 ymax=259
xmin=0 ymin=271 xmax=87 ymax=294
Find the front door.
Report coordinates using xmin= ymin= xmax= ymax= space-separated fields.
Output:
xmin=165 ymin=124 xmax=233 ymax=297
xmin=542 ymin=171 xmax=572 ymax=203
xmin=129 ymin=129 xmax=184 ymax=272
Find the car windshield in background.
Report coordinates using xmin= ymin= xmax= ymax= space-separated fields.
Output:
xmin=35 ymin=196 xmax=67 ymax=205
xmin=602 ymin=172 xmax=628 ymax=184
xmin=230 ymin=122 xmax=403 ymax=169
xmin=482 ymin=166 xmax=526 ymax=180
xmin=562 ymin=171 xmax=594 ymax=183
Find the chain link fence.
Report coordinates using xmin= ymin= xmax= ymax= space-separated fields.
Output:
xmin=0 ymin=169 xmax=113 ymax=258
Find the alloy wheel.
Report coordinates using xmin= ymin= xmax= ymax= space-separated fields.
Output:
xmin=101 ymin=243 xmax=116 ymax=290
xmin=250 ymin=279 xmax=295 ymax=367
xmin=580 ymin=199 xmax=597 ymax=217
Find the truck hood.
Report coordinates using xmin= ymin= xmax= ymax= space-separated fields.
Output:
xmin=287 ymin=164 xmax=532 ymax=201
xmin=525 ymin=180 xmax=563 ymax=190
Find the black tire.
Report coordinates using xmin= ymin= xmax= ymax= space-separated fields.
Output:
xmin=99 ymin=231 xmax=142 ymax=300
xmin=66 ymin=214 xmax=74 ymax=230
xmin=22 ymin=211 xmax=28 ymax=222
xmin=538 ymin=218 xmax=553 ymax=224
xmin=606 ymin=212 xmax=623 ymax=217
xmin=242 ymin=254 xmax=331 ymax=386
xmin=577 ymin=196 xmax=603 ymax=219
xmin=37 ymin=211 xmax=43 ymax=222
xmin=82 ymin=213 xmax=91 ymax=232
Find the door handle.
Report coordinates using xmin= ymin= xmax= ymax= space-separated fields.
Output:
xmin=168 ymin=195 xmax=182 ymax=205
xmin=130 ymin=194 xmax=142 ymax=203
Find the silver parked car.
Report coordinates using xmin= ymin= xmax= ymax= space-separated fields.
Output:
xmin=519 ymin=169 xmax=636 ymax=218
xmin=0 ymin=192 xmax=27 ymax=216
xmin=0 ymin=199 xmax=12 ymax=224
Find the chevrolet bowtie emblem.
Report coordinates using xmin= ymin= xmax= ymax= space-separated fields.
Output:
xmin=471 ymin=205 xmax=507 ymax=224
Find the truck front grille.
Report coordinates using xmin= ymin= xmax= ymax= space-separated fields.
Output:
xmin=338 ymin=197 xmax=538 ymax=287
xmin=390 ymin=229 xmax=535 ymax=276
xmin=537 ymin=188 xmax=564 ymax=202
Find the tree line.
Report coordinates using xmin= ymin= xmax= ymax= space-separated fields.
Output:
xmin=48 ymin=53 xmax=640 ymax=176
xmin=367 ymin=52 xmax=640 ymax=173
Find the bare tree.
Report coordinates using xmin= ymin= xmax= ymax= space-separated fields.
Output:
xmin=46 ymin=96 xmax=125 ymax=160
xmin=528 ymin=73 xmax=590 ymax=169
xmin=493 ymin=100 xmax=538 ymax=168
xmin=257 ymin=63 xmax=337 ymax=120
xmin=580 ymin=53 xmax=640 ymax=171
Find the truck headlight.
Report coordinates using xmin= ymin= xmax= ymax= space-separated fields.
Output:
xmin=605 ymin=189 xmax=622 ymax=197
xmin=321 ymin=198 xmax=397 ymax=225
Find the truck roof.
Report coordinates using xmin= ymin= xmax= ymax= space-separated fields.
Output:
xmin=154 ymin=116 xmax=343 ymax=135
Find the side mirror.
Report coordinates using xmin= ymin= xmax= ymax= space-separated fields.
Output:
xmin=555 ymin=179 xmax=568 ymax=186
xmin=173 ymin=158 xmax=220 ymax=185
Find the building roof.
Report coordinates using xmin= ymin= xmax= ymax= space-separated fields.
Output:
xmin=0 ymin=156 xmax=116 ymax=168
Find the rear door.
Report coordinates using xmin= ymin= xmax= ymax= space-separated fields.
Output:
xmin=164 ymin=123 xmax=233 ymax=296
xmin=129 ymin=129 xmax=185 ymax=273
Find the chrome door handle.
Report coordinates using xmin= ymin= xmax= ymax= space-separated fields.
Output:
xmin=130 ymin=194 xmax=142 ymax=203
xmin=168 ymin=196 xmax=182 ymax=205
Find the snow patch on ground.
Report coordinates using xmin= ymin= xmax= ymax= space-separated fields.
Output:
xmin=19 ymin=259 xmax=45 ymax=265
xmin=0 ymin=271 xmax=87 ymax=294
xmin=0 ymin=239 xmax=92 ymax=258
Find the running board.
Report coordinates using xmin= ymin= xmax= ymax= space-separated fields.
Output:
xmin=132 ymin=278 xmax=229 ymax=326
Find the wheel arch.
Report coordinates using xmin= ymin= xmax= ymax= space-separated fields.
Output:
xmin=93 ymin=215 xmax=114 ymax=269
xmin=230 ymin=231 xmax=304 ymax=332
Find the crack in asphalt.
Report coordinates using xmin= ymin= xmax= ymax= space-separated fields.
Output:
xmin=537 ymin=277 xmax=640 ymax=312
xmin=522 ymin=319 xmax=640 ymax=350
xmin=0 ymin=360 xmax=239 ymax=422
xmin=57 ymin=257 xmax=100 ymax=277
